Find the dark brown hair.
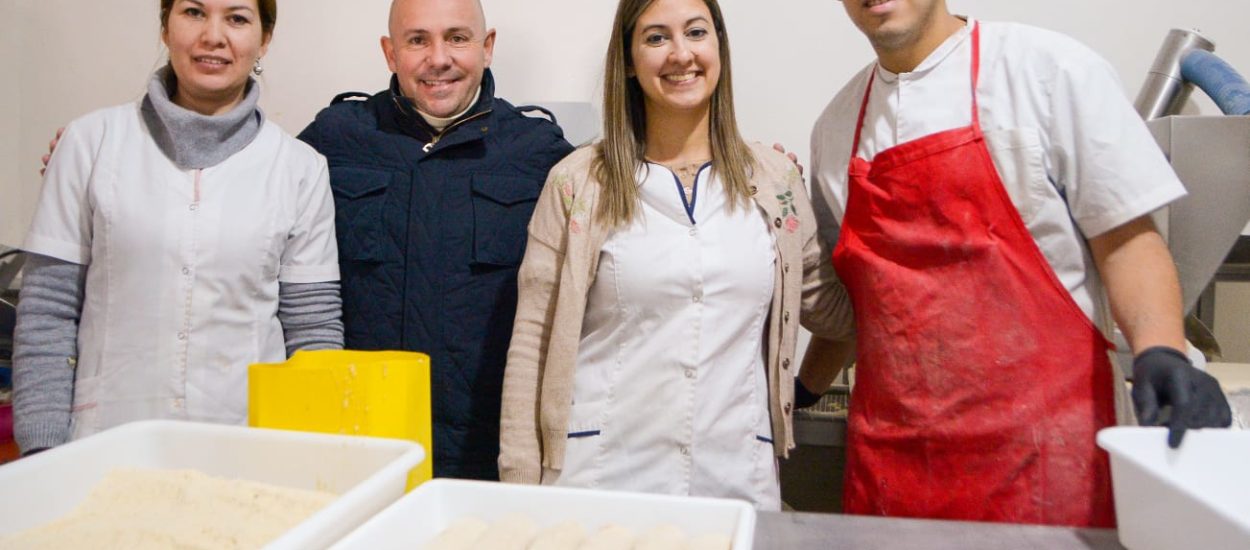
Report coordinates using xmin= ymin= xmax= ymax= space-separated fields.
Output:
xmin=594 ymin=0 xmax=754 ymax=227
xmin=160 ymin=0 xmax=278 ymax=38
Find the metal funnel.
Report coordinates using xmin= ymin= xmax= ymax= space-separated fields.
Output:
xmin=1136 ymin=29 xmax=1216 ymax=121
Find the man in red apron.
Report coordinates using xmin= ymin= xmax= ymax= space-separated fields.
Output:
xmin=806 ymin=0 xmax=1232 ymax=527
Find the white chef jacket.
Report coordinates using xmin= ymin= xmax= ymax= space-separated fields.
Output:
xmin=24 ymin=102 xmax=339 ymax=438
xmin=811 ymin=19 xmax=1187 ymax=332
xmin=542 ymin=163 xmax=781 ymax=510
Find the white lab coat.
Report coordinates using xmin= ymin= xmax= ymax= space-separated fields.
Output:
xmin=25 ymin=102 xmax=339 ymax=438
xmin=542 ymin=163 xmax=781 ymax=509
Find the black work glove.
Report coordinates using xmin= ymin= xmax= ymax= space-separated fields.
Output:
xmin=794 ymin=377 xmax=824 ymax=409
xmin=1131 ymin=346 xmax=1232 ymax=448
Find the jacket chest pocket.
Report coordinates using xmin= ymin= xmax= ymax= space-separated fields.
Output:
xmin=985 ymin=128 xmax=1050 ymax=226
xmin=330 ymin=167 xmax=395 ymax=263
xmin=470 ymin=174 xmax=542 ymax=267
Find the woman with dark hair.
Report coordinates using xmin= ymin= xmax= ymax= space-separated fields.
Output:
xmin=499 ymin=0 xmax=855 ymax=509
xmin=14 ymin=0 xmax=341 ymax=455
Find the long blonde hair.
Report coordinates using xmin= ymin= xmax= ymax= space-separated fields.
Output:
xmin=594 ymin=0 xmax=756 ymax=228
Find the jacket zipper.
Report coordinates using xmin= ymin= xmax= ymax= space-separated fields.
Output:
xmin=423 ymin=110 xmax=492 ymax=153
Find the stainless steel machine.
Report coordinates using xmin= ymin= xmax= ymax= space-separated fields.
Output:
xmin=1135 ymin=28 xmax=1250 ymax=354
xmin=1135 ymin=29 xmax=1217 ymax=121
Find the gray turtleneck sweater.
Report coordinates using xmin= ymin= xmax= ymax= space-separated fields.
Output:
xmin=142 ymin=66 xmax=264 ymax=169
xmin=13 ymin=70 xmax=344 ymax=454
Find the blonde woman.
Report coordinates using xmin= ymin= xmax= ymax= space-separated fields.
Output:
xmin=499 ymin=0 xmax=854 ymax=509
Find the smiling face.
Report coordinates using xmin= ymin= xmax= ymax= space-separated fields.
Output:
xmin=382 ymin=0 xmax=495 ymax=118
xmin=629 ymin=0 xmax=721 ymax=120
xmin=841 ymin=0 xmax=945 ymax=52
xmin=162 ymin=0 xmax=270 ymax=115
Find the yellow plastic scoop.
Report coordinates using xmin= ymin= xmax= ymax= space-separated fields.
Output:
xmin=249 ymin=350 xmax=433 ymax=486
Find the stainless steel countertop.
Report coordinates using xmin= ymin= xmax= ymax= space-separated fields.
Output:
xmin=755 ymin=512 xmax=1125 ymax=550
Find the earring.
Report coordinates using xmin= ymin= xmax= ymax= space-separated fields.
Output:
xmin=253 ymin=58 xmax=264 ymax=76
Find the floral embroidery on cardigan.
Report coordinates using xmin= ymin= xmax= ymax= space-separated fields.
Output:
xmin=556 ymin=172 xmax=590 ymax=234
xmin=775 ymin=189 xmax=800 ymax=233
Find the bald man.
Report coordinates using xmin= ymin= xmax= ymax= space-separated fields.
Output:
xmin=298 ymin=0 xmax=574 ymax=480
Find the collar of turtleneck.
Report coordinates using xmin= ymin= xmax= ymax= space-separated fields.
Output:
xmin=389 ymin=68 xmax=496 ymax=137
xmin=417 ymin=87 xmax=482 ymax=132
xmin=140 ymin=66 xmax=264 ymax=170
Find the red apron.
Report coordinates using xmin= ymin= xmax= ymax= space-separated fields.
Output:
xmin=832 ymin=24 xmax=1117 ymax=527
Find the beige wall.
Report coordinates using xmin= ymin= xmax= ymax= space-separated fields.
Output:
xmin=6 ymin=0 xmax=1250 ymax=359
xmin=1 ymin=0 xmax=21 ymax=248
xmin=4 ymin=0 xmax=1250 ymax=249
xmin=7 ymin=1 xmax=1250 ymax=357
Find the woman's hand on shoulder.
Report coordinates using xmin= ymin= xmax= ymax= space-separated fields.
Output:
xmin=39 ymin=127 xmax=65 ymax=177
xmin=772 ymin=143 xmax=804 ymax=177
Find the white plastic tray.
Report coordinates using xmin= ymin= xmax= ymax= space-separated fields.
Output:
xmin=331 ymin=479 xmax=756 ymax=549
xmin=1097 ymin=426 xmax=1250 ymax=550
xmin=0 ymin=420 xmax=424 ymax=549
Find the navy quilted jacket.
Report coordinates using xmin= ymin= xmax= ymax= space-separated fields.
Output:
xmin=298 ymin=70 xmax=573 ymax=479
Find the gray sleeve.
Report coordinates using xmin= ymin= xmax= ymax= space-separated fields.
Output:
xmin=13 ymin=253 xmax=86 ymax=454
xmin=810 ymin=178 xmax=843 ymax=251
xmin=278 ymin=281 xmax=344 ymax=356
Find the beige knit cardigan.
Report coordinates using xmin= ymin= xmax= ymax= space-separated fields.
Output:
xmin=498 ymin=142 xmax=855 ymax=484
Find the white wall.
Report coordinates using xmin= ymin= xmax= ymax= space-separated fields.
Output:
xmin=4 ymin=0 xmax=1250 ymax=249
xmin=0 ymin=0 xmax=22 ymax=249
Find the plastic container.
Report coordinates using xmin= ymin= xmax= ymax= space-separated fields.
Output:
xmin=1097 ymin=426 xmax=1250 ymax=550
xmin=332 ymin=479 xmax=756 ymax=549
xmin=0 ymin=420 xmax=425 ymax=549
xmin=250 ymin=350 xmax=433 ymax=486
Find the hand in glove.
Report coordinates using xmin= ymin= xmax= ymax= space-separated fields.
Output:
xmin=795 ymin=377 xmax=824 ymax=410
xmin=1132 ymin=346 xmax=1232 ymax=448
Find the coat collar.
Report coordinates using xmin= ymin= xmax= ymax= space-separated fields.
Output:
xmin=385 ymin=68 xmax=497 ymax=145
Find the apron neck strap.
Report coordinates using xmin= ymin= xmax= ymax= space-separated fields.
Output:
xmin=969 ymin=22 xmax=981 ymax=128
xmin=850 ymin=69 xmax=876 ymax=160
xmin=850 ymin=21 xmax=983 ymax=162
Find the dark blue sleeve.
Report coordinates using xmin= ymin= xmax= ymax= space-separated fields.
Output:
xmin=296 ymin=115 xmax=326 ymax=152
xmin=528 ymin=125 xmax=575 ymax=179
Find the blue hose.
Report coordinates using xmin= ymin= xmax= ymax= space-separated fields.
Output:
xmin=1181 ymin=49 xmax=1250 ymax=116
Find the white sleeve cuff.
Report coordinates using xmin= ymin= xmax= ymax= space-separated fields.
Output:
xmin=278 ymin=263 xmax=340 ymax=284
xmin=22 ymin=234 xmax=90 ymax=265
xmin=1079 ymin=184 xmax=1187 ymax=239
